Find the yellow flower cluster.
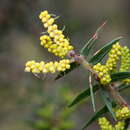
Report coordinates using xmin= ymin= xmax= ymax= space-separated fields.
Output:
xmin=98 ymin=117 xmax=126 ymax=130
xmin=98 ymin=117 xmax=114 ymax=130
xmin=120 ymin=46 xmax=130 ymax=72
xmin=115 ymin=121 xmax=125 ymax=130
xmin=25 ymin=59 xmax=71 ymax=74
xmin=119 ymin=46 xmax=130 ymax=84
xmin=115 ymin=107 xmax=130 ymax=120
xmin=106 ymin=42 xmax=122 ymax=71
xmin=93 ymin=63 xmax=111 ymax=85
xmin=24 ymin=11 xmax=74 ymax=75
xmin=39 ymin=10 xmax=74 ymax=58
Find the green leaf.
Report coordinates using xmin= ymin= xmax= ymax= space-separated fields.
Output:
xmin=89 ymin=36 xmax=123 ymax=65
xmin=80 ymin=37 xmax=97 ymax=56
xmin=100 ymin=88 xmax=116 ymax=120
xmin=111 ymin=72 xmax=130 ymax=82
xmin=118 ymin=84 xmax=130 ymax=92
xmin=82 ymin=105 xmax=108 ymax=130
xmin=90 ymin=84 xmax=96 ymax=112
xmin=69 ymin=84 xmax=100 ymax=107
xmin=55 ymin=62 xmax=79 ymax=80
xmin=89 ymin=76 xmax=96 ymax=112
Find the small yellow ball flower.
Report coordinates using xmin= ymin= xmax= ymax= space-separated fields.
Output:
xmin=115 ymin=107 xmax=130 ymax=120
xmin=25 ymin=67 xmax=31 ymax=72
xmin=39 ymin=10 xmax=48 ymax=19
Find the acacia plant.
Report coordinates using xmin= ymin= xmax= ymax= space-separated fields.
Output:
xmin=25 ymin=10 xmax=130 ymax=130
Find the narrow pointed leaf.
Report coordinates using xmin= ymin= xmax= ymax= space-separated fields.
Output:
xmin=55 ymin=62 xmax=79 ymax=80
xmin=90 ymin=84 xmax=96 ymax=112
xmin=82 ymin=101 xmax=117 ymax=130
xmin=89 ymin=36 xmax=123 ymax=65
xmin=100 ymin=88 xmax=116 ymax=120
xmin=69 ymin=84 xmax=100 ymax=107
xmin=82 ymin=105 xmax=108 ymax=130
xmin=80 ymin=37 xmax=97 ymax=56
xmin=89 ymin=76 xmax=96 ymax=112
xmin=111 ymin=72 xmax=130 ymax=82
xmin=118 ymin=84 xmax=130 ymax=92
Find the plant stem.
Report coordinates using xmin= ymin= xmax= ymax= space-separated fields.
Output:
xmin=107 ymin=84 xmax=129 ymax=107
xmin=79 ymin=55 xmax=98 ymax=76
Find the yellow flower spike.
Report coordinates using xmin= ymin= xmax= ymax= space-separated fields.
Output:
xmin=47 ymin=24 xmax=58 ymax=33
xmin=39 ymin=10 xmax=74 ymax=58
xmin=106 ymin=42 xmax=122 ymax=71
xmin=25 ymin=59 xmax=71 ymax=74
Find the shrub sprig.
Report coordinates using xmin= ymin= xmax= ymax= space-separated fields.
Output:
xmin=25 ymin=10 xmax=130 ymax=130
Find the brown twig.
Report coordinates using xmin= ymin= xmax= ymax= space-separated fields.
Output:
xmin=77 ymin=55 xmax=98 ymax=76
xmin=107 ymin=84 xmax=129 ymax=108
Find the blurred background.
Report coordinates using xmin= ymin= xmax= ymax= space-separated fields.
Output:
xmin=0 ymin=0 xmax=130 ymax=130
